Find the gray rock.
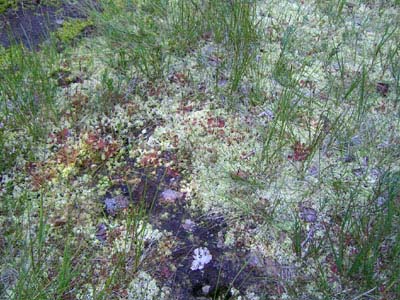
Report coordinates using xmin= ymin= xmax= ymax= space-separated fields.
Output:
xmin=160 ymin=189 xmax=184 ymax=204
xmin=105 ymin=195 xmax=129 ymax=216
xmin=299 ymin=207 xmax=317 ymax=223
xmin=247 ymin=250 xmax=265 ymax=269
xmin=202 ymin=285 xmax=211 ymax=295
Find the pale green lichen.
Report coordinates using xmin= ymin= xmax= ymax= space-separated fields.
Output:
xmin=224 ymin=228 xmax=236 ymax=247
xmin=111 ymin=220 xmax=164 ymax=255
xmin=128 ymin=271 xmax=170 ymax=300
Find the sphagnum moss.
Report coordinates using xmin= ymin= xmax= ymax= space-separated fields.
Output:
xmin=55 ymin=19 xmax=93 ymax=44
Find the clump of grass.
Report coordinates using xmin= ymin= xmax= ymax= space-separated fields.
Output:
xmin=0 ymin=189 xmax=77 ymax=299
xmin=316 ymin=169 xmax=400 ymax=298
xmin=0 ymin=41 xmax=60 ymax=172
xmin=89 ymin=0 xmax=262 ymax=102
xmin=174 ymin=0 xmax=262 ymax=103
xmin=88 ymin=0 xmax=170 ymax=80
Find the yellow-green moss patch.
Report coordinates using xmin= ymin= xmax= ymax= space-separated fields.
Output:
xmin=55 ymin=19 xmax=93 ymax=44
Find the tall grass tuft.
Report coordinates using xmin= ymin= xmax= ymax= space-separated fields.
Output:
xmin=0 ymin=40 xmax=60 ymax=172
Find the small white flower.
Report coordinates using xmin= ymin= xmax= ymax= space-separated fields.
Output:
xmin=191 ymin=247 xmax=212 ymax=271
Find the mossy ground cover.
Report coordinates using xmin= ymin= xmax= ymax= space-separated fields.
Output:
xmin=0 ymin=1 xmax=399 ymax=299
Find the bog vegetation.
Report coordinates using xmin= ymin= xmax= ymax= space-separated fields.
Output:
xmin=0 ymin=1 xmax=399 ymax=299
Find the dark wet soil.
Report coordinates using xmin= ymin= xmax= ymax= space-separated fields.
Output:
xmin=0 ymin=1 xmax=92 ymax=49
xmin=102 ymin=159 xmax=272 ymax=299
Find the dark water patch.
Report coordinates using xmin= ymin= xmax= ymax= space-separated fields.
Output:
xmin=0 ymin=1 xmax=93 ymax=49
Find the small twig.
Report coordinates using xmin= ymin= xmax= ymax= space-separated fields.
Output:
xmin=351 ymin=287 xmax=377 ymax=300
xmin=91 ymin=161 xmax=106 ymax=177
xmin=301 ymin=224 xmax=316 ymax=249
xmin=240 ymin=149 xmax=256 ymax=160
